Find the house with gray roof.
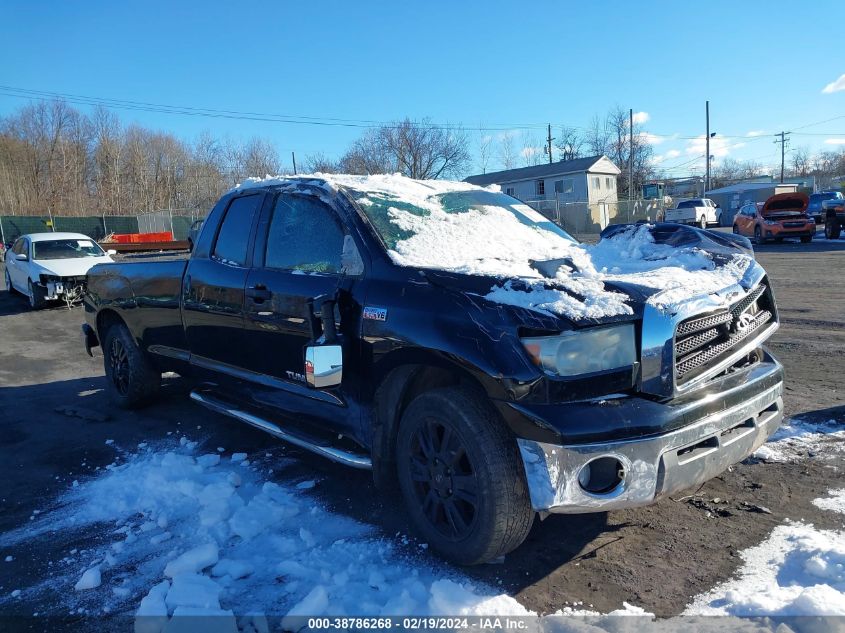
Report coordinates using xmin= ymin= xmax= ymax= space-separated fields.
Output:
xmin=465 ymin=155 xmax=621 ymax=205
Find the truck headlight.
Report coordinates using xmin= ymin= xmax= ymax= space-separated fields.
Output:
xmin=521 ymin=324 xmax=636 ymax=377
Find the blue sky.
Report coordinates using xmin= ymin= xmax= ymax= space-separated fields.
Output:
xmin=2 ymin=0 xmax=844 ymax=177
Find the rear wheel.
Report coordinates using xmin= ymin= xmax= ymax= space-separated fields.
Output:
xmin=732 ymin=224 xmax=739 ymax=235
xmin=825 ymin=218 xmax=841 ymax=240
xmin=395 ymin=386 xmax=534 ymax=565
xmin=27 ymin=279 xmax=46 ymax=309
xmin=699 ymin=215 xmax=707 ymax=229
xmin=4 ymin=269 xmax=15 ymax=295
xmin=102 ymin=322 xmax=161 ymax=409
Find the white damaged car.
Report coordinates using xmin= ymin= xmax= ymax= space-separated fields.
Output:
xmin=4 ymin=232 xmax=115 ymax=309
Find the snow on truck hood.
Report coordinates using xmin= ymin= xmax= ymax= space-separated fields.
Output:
xmin=235 ymin=174 xmax=754 ymax=321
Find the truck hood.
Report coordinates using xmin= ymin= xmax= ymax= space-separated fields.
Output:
xmin=429 ymin=224 xmax=756 ymax=325
xmin=32 ymin=255 xmax=113 ymax=277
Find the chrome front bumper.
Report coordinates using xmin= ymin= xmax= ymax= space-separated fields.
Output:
xmin=517 ymin=363 xmax=783 ymax=514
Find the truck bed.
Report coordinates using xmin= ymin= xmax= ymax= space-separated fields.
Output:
xmin=86 ymin=258 xmax=189 ymax=354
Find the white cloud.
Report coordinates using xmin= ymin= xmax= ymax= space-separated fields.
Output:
xmin=632 ymin=111 xmax=650 ymax=125
xmin=746 ymin=130 xmax=767 ymax=137
xmin=638 ymin=132 xmax=672 ymax=146
xmin=822 ymin=73 xmax=845 ymax=94
xmin=824 ymin=138 xmax=845 ymax=145
xmin=686 ymin=135 xmax=744 ymax=158
xmin=666 ymin=149 xmax=681 ymax=159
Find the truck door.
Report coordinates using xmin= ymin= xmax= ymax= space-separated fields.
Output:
xmin=182 ymin=192 xmax=264 ymax=369
xmin=243 ymin=192 xmax=355 ymax=382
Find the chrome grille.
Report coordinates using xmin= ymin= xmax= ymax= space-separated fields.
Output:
xmin=674 ymin=283 xmax=774 ymax=383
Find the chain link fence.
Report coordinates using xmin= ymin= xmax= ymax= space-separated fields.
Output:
xmin=524 ymin=198 xmax=667 ymax=237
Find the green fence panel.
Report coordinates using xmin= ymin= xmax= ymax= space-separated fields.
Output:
xmin=102 ymin=216 xmax=140 ymax=236
xmin=0 ymin=216 xmax=53 ymax=242
xmin=52 ymin=216 xmax=107 ymax=240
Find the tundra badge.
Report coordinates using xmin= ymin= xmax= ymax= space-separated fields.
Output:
xmin=363 ymin=306 xmax=388 ymax=321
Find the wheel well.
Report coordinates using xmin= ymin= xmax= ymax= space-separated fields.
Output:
xmin=96 ymin=309 xmax=126 ymax=340
xmin=370 ymin=362 xmax=490 ymax=489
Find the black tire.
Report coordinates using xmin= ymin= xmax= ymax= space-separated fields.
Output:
xmin=27 ymin=279 xmax=46 ymax=309
xmin=800 ymin=235 xmax=812 ymax=244
xmin=826 ymin=218 xmax=841 ymax=240
xmin=754 ymin=226 xmax=764 ymax=245
xmin=732 ymin=225 xmax=739 ymax=235
xmin=102 ymin=322 xmax=161 ymax=409
xmin=395 ymin=386 xmax=534 ymax=565
xmin=699 ymin=215 xmax=707 ymax=229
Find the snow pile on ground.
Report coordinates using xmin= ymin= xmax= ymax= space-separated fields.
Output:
xmin=686 ymin=489 xmax=845 ymax=616
xmin=233 ymin=174 xmax=752 ymax=321
xmin=752 ymin=417 xmax=845 ymax=463
xmin=1 ymin=440 xmax=535 ymax=626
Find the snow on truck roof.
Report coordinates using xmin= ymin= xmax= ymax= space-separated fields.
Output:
xmin=233 ymin=174 xmax=753 ymax=321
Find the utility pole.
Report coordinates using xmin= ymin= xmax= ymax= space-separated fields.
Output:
xmin=291 ymin=151 xmax=297 ymax=175
xmin=629 ymin=108 xmax=634 ymax=206
xmin=774 ymin=132 xmax=790 ymax=183
xmin=546 ymin=124 xmax=554 ymax=164
xmin=705 ymin=101 xmax=710 ymax=194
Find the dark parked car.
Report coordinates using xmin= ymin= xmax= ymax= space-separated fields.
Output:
xmin=81 ymin=176 xmax=784 ymax=565
xmin=807 ymin=191 xmax=843 ymax=224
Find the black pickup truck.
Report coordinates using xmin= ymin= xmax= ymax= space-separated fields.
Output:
xmin=82 ymin=175 xmax=784 ymax=565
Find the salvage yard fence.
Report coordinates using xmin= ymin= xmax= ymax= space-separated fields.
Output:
xmin=524 ymin=199 xmax=668 ymax=236
xmin=0 ymin=208 xmax=206 ymax=244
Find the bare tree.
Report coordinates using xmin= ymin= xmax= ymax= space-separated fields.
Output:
xmin=556 ymin=126 xmax=584 ymax=162
xmin=497 ymin=133 xmax=517 ymax=170
xmin=519 ymin=132 xmax=543 ymax=167
xmin=477 ymin=133 xmax=493 ymax=174
xmin=303 ymin=152 xmax=340 ymax=174
xmin=340 ymin=119 xmax=470 ymax=179
xmin=790 ymin=146 xmax=811 ymax=177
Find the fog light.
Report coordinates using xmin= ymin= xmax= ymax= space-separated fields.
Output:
xmin=578 ymin=456 xmax=625 ymax=494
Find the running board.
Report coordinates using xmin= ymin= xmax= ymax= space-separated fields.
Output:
xmin=189 ymin=389 xmax=372 ymax=470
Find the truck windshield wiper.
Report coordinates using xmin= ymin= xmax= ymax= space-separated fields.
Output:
xmin=529 ymin=257 xmax=579 ymax=278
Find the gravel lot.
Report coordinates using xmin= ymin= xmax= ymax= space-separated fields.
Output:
xmin=0 ymin=230 xmax=843 ymax=618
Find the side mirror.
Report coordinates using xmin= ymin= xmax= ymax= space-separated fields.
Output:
xmin=16 ymin=253 xmax=27 ymax=261
xmin=305 ymin=344 xmax=342 ymax=388
xmin=107 ymin=249 xmax=117 ymax=256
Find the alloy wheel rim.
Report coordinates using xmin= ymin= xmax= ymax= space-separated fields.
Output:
xmin=109 ymin=338 xmax=131 ymax=395
xmin=408 ymin=418 xmax=479 ymax=540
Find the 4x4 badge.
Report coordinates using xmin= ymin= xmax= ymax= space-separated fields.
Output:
xmin=363 ymin=306 xmax=387 ymax=321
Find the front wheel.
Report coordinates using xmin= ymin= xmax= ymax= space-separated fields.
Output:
xmin=396 ymin=387 xmax=534 ymax=565
xmin=27 ymin=280 xmax=46 ymax=309
xmin=102 ymin=322 xmax=161 ymax=409
xmin=732 ymin=225 xmax=739 ymax=235
xmin=826 ymin=219 xmax=842 ymax=240
xmin=754 ymin=226 xmax=764 ymax=245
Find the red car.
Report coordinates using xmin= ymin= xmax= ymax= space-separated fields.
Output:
xmin=733 ymin=192 xmax=815 ymax=244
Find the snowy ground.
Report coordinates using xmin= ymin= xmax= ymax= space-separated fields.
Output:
xmin=0 ymin=413 xmax=843 ymax=631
